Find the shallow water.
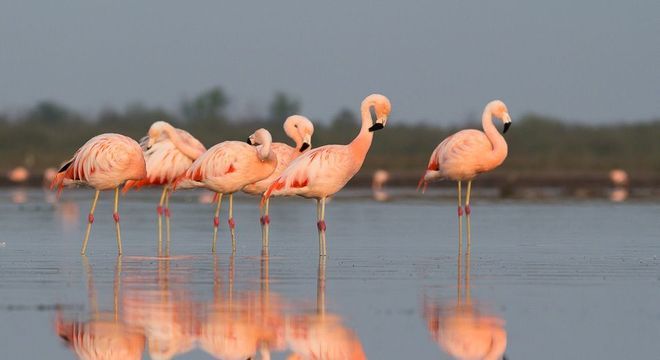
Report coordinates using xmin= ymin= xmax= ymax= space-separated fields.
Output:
xmin=0 ymin=187 xmax=659 ymax=359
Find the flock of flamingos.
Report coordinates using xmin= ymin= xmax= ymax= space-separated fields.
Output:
xmin=51 ymin=94 xmax=513 ymax=256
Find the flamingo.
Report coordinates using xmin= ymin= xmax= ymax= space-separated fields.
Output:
xmin=242 ymin=115 xmax=315 ymax=250
xmin=262 ymin=94 xmax=392 ymax=256
xmin=175 ymin=128 xmax=278 ymax=252
xmin=123 ymin=121 xmax=206 ymax=255
xmin=418 ymin=100 xmax=512 ymax=251
xmin=52 ymin=133 xmax=146 ymax=255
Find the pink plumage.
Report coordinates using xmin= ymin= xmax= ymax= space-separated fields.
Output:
xmin=418 ymin=100 xmax=513 ymax=254
xmin=242 ymin=115 xmax=315 ymax=195
xmin=418 ymin=100 xmax=511 ymax=190
xmin=52 ymin=133 xmax=146 ymax=194
xmin=174 ymin=128 xmax=278 ymax=253
xmin=51 ymin=133 xmax=146 ymax=255
xmin=123 ymin=121 xmax=205 ymax=192
xmin=262 ymin=94 xmax=392 ymax=256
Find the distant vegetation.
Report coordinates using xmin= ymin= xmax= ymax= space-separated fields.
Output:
xmin=1 ymin=86 xmax=659 ymax=178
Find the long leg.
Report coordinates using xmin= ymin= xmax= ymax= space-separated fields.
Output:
xmin=157 ymin=187 xmax=168 ymax=256
xmin=465 ymin=180 xmax=472 ymax=253
xmin=113 ymin=187 xmax=123 ymax=255
xmin=228 ymin=193 xmax=236 ymax=252
xmin=212 ymin=193 xmax=223 ymax=253
xmin=81 ymin=190 xmax=100 ymax=255
xmin=317 ymin=197 xmax=327 ymax=256
xmin=317 ymin=255 xmax=326 ymax=316
xmin=457 ymin=181 xmax=463 ymax=256
xmin=164 ymin=189 xmax=171 ymax=256
xmin=261 ymin=197 xmax=270 ymax=251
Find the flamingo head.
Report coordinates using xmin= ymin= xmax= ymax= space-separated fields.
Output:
xmin=364 ymin=94 xmax=392 ymax=132
xmin=488 ymin=100 xmax=512 ymax=134
xmin=146 ymin=121 xmax=172 ymax=149
xmin=284 ymin=115 xmax=315 ymax=152
xmin=248 ymin=128 xmax=274 ymax=160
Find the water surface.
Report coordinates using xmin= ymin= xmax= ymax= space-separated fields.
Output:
xmin=0 ymin=188 xmax=659 ymax=359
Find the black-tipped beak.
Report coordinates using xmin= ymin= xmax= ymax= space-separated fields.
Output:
xmin=503 ymin=122 xmax=511 ymax=134
xmin=299 ymin=142 xmax=310 ymax=152
xmin=246 ymin=137 xmax=253 ymax=145
xmin=368 ymin=123 xmax=384 ymax=132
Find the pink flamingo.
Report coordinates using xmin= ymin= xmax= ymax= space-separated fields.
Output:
xmin=262 ymin=94 xmax=392 ymax=256
xmin=175 ymin=128 xmax=278 ymax=252
xmin=52 ymin=133 xmax=146 ymax=255
xmin=242 ymin=115 xmax=315 ymax=249
xmin=418 ymin=100 xmax=512 ymax=250
xmin=123 ymin=121 xmax=206 ymax=255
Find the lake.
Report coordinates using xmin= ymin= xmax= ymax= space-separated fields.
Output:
xmin=0 ymin=187 xmax=659 ymax=359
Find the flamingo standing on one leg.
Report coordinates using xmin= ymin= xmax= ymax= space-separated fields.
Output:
xmin=123 ymin=121 xmax=206 ymax=255
xmin=175 ymin=129 xmax=278 ymax=253
xmin=242 ymin=115 xmax=315 ymax=251
xmin=262 ymin=94 xmax=392 ymax=256
xmin=52 ymin=133 xmax=146 ymax=255
xmin=418 ymin=100 xmax=512 ymax=252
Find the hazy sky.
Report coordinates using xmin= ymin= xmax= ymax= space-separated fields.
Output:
xmin=1 ymin=1 xmax=659 ymax=124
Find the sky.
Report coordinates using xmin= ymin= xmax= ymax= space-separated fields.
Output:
xmin=1 ymin=0 xmax=659 ymax=124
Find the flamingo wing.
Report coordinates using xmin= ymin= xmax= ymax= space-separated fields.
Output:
xmin=176 ymin=128 xmax=207 ymax=156
xmin=52 ymin=134 xmax=138 ymax=192
xmin=435 ymin=130 xmax=491 ymax=172
xmin=178 ymin=142 xmax=244 ymax=185
xmin=263 ymin=145 xmax=351 ymax=201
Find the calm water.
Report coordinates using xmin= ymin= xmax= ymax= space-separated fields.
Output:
xmin=0 ymin=188 xmax=659 ymax=359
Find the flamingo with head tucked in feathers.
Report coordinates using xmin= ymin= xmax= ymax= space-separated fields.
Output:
xmin=123 ymin=121 xmax=206 ymax=255
xmin=51 ymin=133 xmax=146 ymax=255
xmin=418 ymin=100 xmax=512 ymax=252
xmin=242 ymin=115 xmax=315 ymax=250
xmin=175 ymin=128 xmax=277 ymax=253
xmin=262 ymin=94 xmax=392 ymax=256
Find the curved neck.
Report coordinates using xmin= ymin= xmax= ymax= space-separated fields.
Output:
xmin=349 ymin=101 xmax=375 ymax=158
xmin=285 ymin=125 xmax=303 ymax=149
xmin=257 ymin=141 xmax=273 ymax=161
xmin=162 ymin=126 xmax=203 ymax=160
xmin=482 ymin=108 xmax=508 ymax=164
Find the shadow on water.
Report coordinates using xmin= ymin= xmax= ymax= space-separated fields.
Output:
xmin=422 ymin=221 xmax=508 ymax=360
xmin=54 ymin=254 xmax=366 ymax=359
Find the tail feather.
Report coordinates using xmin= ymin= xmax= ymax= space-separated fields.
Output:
xmin=171 ymin=175 xmax=185 ymax=191
xmin=417 ymin=172 xmax=428 ymax=193
xmin=50 ymin=172 xmax=67 ymax=197
xmin=261 ymin=178 xmax=286 ymax=208
xmin=122 ymin=179 xmax=148 ymax=194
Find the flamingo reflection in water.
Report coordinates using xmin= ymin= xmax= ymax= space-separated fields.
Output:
xmin=199 ymin=254 xmax=286 ymax=359
xmin=285 ymin=257 xmax=367 ymax=360
xmin=55 ymin=255 xmax=365 ymax=359
xmin=55 ymin=258 xmax=146 ymax=360
xmin=423 ymin=232 xmax=508 ymax=360
xmin=121 ymin=260 xmax=196 ymax=360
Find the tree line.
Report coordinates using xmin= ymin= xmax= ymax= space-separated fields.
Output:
xmin=1 ymin=86 xmax=659 ymax=177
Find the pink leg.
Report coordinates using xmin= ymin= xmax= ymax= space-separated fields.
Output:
xmin=317 ymin=197 xmax=327 ymax=256
xmin=212 ymin=193 xmax=223 ymax=253
xmin=228 ymin=193 xmax=236 ymax=252
xmin=261 ymin=197 xmax=271 ymax=250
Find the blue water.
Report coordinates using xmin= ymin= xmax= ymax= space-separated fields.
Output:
xmin=0 ymin=188 xmax=659 ymax=359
